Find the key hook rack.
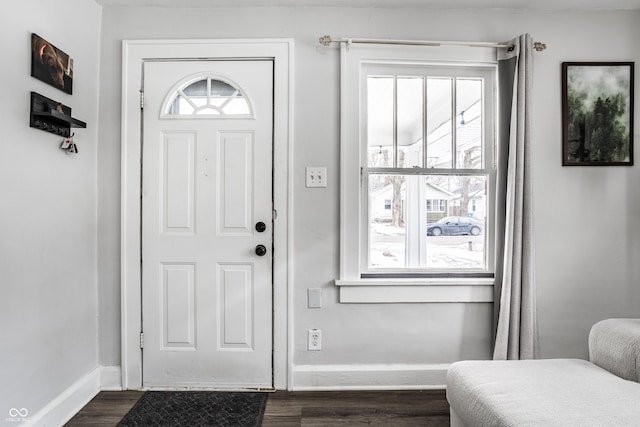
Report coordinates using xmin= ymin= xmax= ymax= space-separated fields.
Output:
xmin=30 ymin=92 xmax=86 ymax=138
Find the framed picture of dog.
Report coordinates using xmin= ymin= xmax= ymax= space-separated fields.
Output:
xmin=31 ymin=33 xmax=73 ymax=95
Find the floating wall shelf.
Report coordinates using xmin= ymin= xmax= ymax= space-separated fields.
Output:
xmin=30 ymin=92 xmax=86 ymax=137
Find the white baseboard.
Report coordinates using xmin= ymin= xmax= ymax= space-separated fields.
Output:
xmin=27 ymin=368 xmax=101 ymax=427
xmin=100 ymin=366 xmax=123 ymax=391
xmin=25 ymin=366 xmax=123 ymax=427
xmin=291 ymin=363 xmax=449 ymax=391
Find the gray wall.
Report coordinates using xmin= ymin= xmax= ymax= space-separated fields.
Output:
xmin=98 ymin=6 xmax=640 ymax=384
xmin=0 ymin=0 xmax=102 ymax=417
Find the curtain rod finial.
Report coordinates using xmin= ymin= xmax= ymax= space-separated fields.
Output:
xmin=319 ymin=35 xmax=332 ymax=46
xmin=533 ymin=41 xmax=547 ymax=52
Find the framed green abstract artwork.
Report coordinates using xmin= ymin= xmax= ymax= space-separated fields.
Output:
xmin=562 ymin=62 xmax=634 ymax=166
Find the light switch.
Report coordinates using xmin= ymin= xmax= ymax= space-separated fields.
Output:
xmin=306 ymin=167 xmax=327 ymax=188
xmin=308 ymin=288 xmax=322 ymax=308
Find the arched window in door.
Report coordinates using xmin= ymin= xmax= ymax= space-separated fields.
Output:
xmin=161 ymin=74 xmax=253 ymax=118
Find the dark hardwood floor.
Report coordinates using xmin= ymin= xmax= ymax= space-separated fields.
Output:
xmin=65 ymin=389 xmax=450 ymax=426
xmin=261 ymin=390 xmax=450 ymax=426
xmin=65 ymin=391 xmax=144 ymax=426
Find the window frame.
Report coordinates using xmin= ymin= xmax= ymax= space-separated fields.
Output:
xmin=337 ymin=43 xmax=498 ymax=299
xmin=360 ymin=64 xmax=496 ymax=276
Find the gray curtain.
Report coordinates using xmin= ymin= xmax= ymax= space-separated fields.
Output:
xmin=493 ymin=34 xmax=538 ymax=360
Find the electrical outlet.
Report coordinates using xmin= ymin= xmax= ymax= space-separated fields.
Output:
xmin=308 ymin=329 xmax=322 ymax=350
xmin=306 ymin=167 xmax=327 ymax=188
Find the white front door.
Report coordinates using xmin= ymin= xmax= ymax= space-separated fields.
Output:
xmin=141 ymin=59 xmax=273 ymax=389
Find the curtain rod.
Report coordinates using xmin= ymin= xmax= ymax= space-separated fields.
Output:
xmin=318 ymin=35 xmax=547 ymax=51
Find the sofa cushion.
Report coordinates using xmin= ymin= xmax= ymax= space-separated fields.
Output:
xmin=589 ymin=318 xmax=640 ymax=382
xmin=447 ymin=359 xmax=640 ymax=426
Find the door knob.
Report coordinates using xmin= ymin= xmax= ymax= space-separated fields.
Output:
xmin=255 ymin=244 xmax=267 ymax=256
xmin=255 ymin=222 xmax=266 ymax=232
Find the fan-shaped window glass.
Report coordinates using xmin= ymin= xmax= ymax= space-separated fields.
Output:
xmin=164 ymin=76 xmax=252 ymax=117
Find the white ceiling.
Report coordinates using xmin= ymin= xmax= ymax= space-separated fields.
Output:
xmin=93 ymin=0 xmax=640 ymax=9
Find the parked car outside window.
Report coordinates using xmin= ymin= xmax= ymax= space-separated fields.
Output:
xmin=426 ymin=216 xmax=483 ymax=236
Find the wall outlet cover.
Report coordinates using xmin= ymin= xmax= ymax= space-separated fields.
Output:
xmin=308 ymin=329 xmax=322 ymax=350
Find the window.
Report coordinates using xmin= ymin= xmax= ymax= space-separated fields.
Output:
xmin=162 ymin=74 xmax=252 ymax=118
xmin=339 ymin=45 xmax=496 ymax=283
xmin=365 ymin=66 xmax=494 ymax=274
xmin=426 ymin=199 xmax=446 ymax=212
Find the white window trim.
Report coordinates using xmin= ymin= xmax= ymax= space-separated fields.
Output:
xmin=335 ymin=277 xmax=494 ymax=303
xmin=337 ymin=43 xmax=497 ymax=302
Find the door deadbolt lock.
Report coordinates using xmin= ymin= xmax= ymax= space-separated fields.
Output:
xmin=255 ymin=244 xmax=267 ymax=256
xmin=255 ymin=222 xmax=266 ymax=232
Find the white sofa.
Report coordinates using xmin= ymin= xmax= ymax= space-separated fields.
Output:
xmin=446 ymin=318 xmax=640 ymax=426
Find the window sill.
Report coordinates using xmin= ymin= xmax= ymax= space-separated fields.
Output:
xmin=334 ymin=278 xmax=494 ymax=303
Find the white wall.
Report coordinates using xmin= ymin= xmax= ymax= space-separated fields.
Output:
xmin=0 ymin=0 xmax=102 ymax=419
xmin=98 ymin=6 xmax=640 ymax=387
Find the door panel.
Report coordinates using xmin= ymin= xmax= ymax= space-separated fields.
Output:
xmin=162 ymin=263 xmax=195 ymax=349
xmin=218 ymin=263 xmax=253 ymax=350
xmin=218 ymin=132 xmax=253 ymax=234
xmin=142 ymin=60 xmax=273 ymax=389
xmin=162 ymin=132 xmax=196 ymax=233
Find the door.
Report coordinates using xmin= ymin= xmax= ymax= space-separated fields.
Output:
xmin=141 ymin=60 xmax=273 ymax=389
xmin=443 ymin=218 xmax=460 ymax=235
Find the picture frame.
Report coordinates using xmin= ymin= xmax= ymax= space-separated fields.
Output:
xmin=562 ymin=62 xmax=634 ymax=166
xmin=31 ymin=33 xmax=73 ymax=95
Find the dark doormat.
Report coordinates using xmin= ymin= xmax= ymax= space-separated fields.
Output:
xmin=117 ymin=391 xmax=268 ymax=426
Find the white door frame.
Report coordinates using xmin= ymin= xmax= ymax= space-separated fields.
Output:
xmin=120 ymin=39 xmax=293 ymax=390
